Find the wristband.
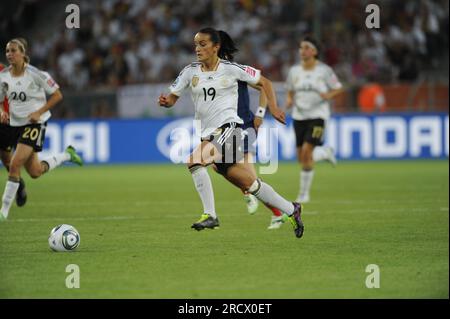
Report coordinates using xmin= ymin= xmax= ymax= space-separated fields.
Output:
xmin=255 ymin=106 xmax=266 ymax=118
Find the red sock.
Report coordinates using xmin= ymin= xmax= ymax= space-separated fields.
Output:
xmin=264 ymin=203 xmax=282 ymax=217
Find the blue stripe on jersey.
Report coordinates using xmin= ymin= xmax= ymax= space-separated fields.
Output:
xmin=238 ymin=81 xmax=254 ymax=124
xmin=26 ymin=65 xmax=47 ymax=80
xmin=220 ymin=60 xmax=246 ymax=71
xmin=178 ymin=62 xmax=201 ymax=76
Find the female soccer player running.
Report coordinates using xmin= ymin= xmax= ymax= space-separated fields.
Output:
xmin=0 ymin=62 xmax=27 ymax=207
xmin=212 ymin=30 xmax=286 ymax=230
xmin=0 ymin=38 xmax=83 ymax=221
xmin=159 ymin=28 xmax=304 ymax=238
xmin=285 ymin=35 xmax=344 ymax=203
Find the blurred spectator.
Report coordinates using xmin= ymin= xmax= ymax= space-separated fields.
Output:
xmin=1 ymin=0 xmax=448 ymax=92
xmin=358 ymin=75 xmax=387 ymax=113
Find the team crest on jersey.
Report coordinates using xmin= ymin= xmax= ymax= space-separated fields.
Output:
xmin=221 ymin=78 xmax=229 ymax=87
xmin=191 ymin=76 xmax=199 ymax=87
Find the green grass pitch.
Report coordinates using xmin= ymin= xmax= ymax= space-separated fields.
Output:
xmin=0 ymin=160 xmax=448 ymax=298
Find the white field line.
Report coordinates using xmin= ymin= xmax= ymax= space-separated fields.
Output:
xmin=8 ymin=210 xmax=320 ymax=223
xmin=9 ymin=216 xmax=134 ymax=223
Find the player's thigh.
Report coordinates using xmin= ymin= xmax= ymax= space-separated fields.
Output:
xmin=188 ymin=140 xmax=220 ymax=166
xmin=10 ymin=143 xmax=34 ymax=169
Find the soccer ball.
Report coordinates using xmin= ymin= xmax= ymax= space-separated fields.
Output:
xmin=48 ymin=224 xmax=80 ymax=252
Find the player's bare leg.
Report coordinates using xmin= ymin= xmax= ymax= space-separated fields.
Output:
xmin=0 ymin=144 xmax=33 ymax=219
xmin=1 ymin=149 xmax=27 ymax=207
xmin=1 ymin=144 xmax=83 ymax=220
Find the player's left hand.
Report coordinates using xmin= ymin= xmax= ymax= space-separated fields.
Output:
xmin=253 ymin=117 xmax=263 ymax=132
xmin=0 ymin=111 xmax=9 ymax=124
xmin=270 ymin=108 xmax=286 ymax=125
xmin=320 ymin=92 xmax=333 ymax=100
xmin=28 ymin=111 xmax=41 ymax=123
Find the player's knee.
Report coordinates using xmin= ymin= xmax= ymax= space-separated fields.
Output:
xmin=28 ymin=170 xmax=42 ymax=179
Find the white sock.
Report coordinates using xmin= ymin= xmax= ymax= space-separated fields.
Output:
xmin=299 ymin=170 xmax=314 ymax=198
xmin=42 ymin=152 xmax=70 ymax=171
xmin=249 ymin=180 xmax=295 ymax=216
xmin=313 ymin=146 xmax=328 ymax=162
xmin=190 ymin=166 xmax=216 ymax=218
xmin=1 ymin=180 xmax=20 ymax=219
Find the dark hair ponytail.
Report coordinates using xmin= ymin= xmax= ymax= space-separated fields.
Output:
xmin=217 ymin=30 xmax=238 ymax=61
xmin=197 ymin=27 xmax=238 ymax=61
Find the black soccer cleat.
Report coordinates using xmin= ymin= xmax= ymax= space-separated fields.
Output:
xmin=16 ymin=177 xmax=27 ymax=207
xmin=288 ymin=202 xmax=304 ymax=238
xmin=191 ymin=214 xmax=220 ymax=231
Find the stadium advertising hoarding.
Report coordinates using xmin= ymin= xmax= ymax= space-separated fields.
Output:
xmin=40 ymin=113 xmax=449 ymax=164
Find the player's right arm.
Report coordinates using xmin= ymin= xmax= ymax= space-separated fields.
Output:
xmin=158 ymin=93 xmax=179 ymax=108
xmin=159 ymin=64 xmax=191 ymax=108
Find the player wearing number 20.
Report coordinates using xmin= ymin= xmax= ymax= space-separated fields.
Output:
xmin=0 ymin=38 xmax=83 ymax=221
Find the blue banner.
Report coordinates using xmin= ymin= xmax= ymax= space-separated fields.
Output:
xmin=40 ymin=113 xmax=449 ymax=164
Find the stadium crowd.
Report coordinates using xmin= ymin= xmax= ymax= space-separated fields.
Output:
xmin=1 ymin=0 xmax=449 ymax=92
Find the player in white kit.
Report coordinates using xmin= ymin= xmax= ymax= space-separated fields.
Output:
xmin=285 ymin=35 xmax=344 ymax=203
xmin=159 ymin=28 xmax=304 ymax=238
xmin=0 ymin=38 xmax=83 ymax=221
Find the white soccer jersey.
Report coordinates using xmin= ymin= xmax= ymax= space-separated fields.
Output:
xmin=286 ymin=61 xmax=342 ymax=121
xmin=170 ymin=60 xmax=261 ymax=138
xmin=0 ymin=64 xmax=59 ymax=126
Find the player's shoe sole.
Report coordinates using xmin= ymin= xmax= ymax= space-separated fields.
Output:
xmin=191 ymin=214 xmax=220 ymax=231
xmin=66 ymin=145 xmax=83 ymax=166
xmin=16 ymin=177 xmax=27 ymax=207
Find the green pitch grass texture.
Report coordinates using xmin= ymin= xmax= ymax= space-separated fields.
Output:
xmin=0 ymin=161 xmax=448 ymax=298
